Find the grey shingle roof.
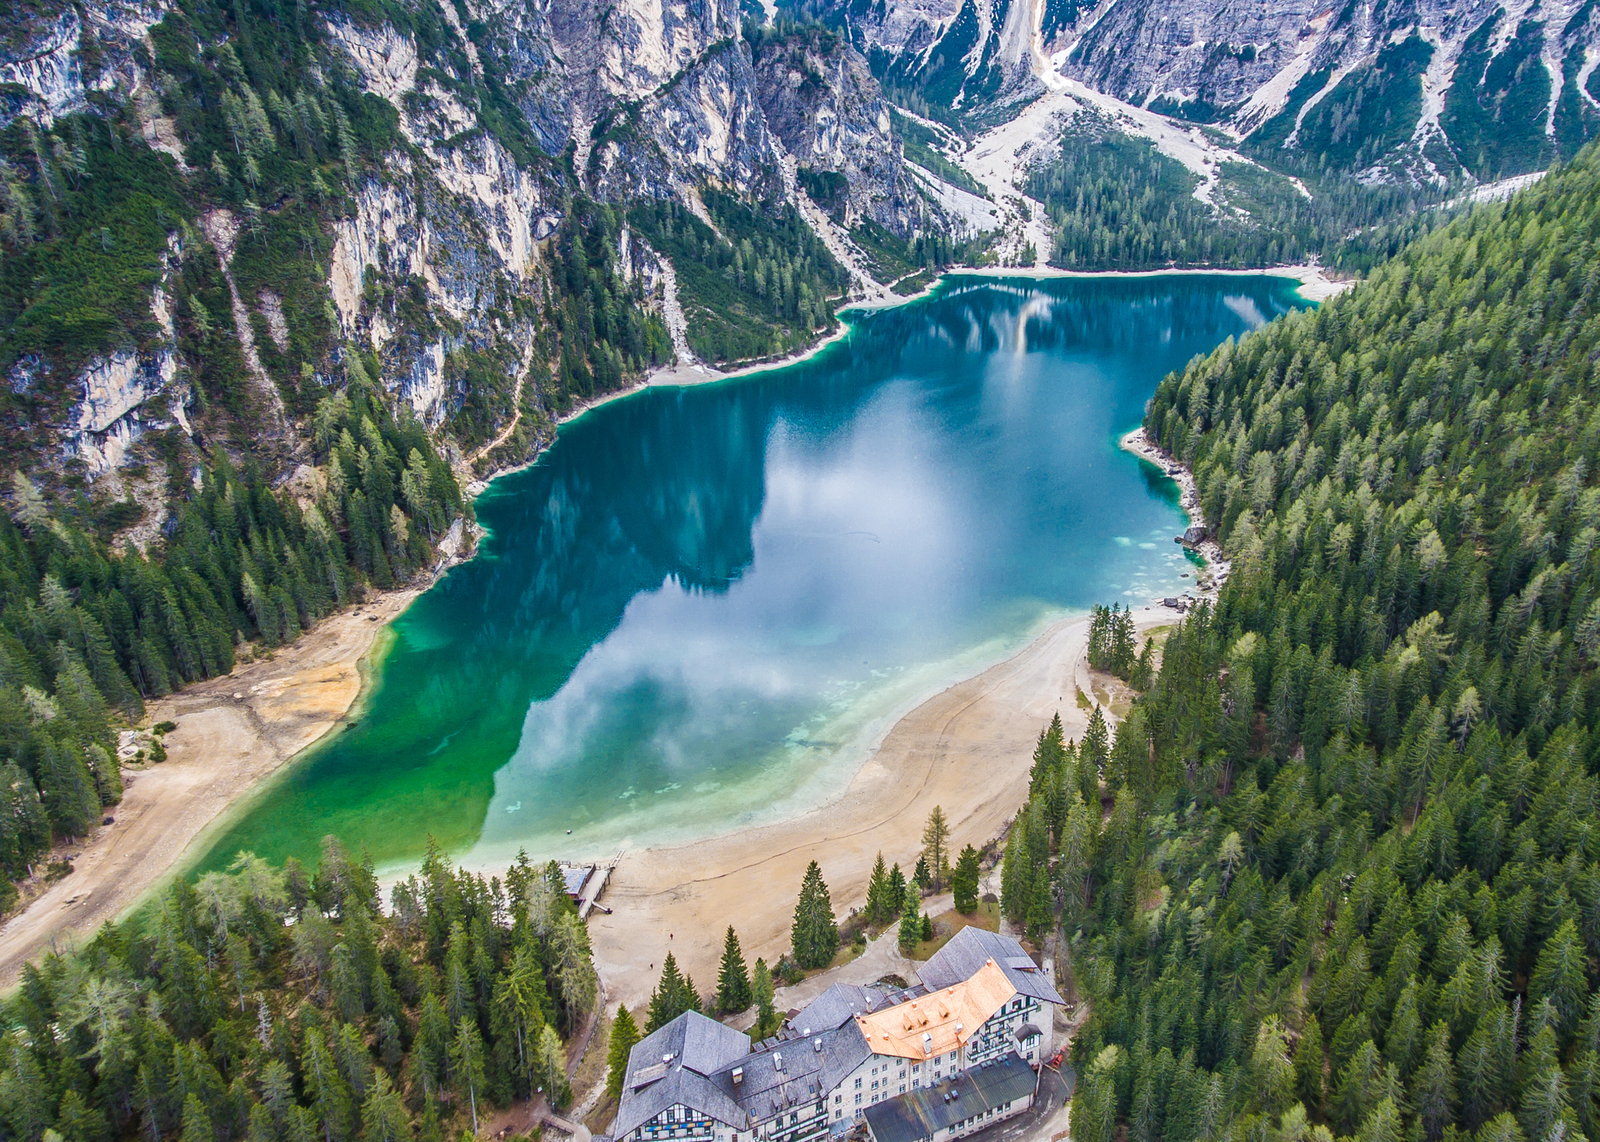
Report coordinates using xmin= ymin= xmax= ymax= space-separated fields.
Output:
xmin=709 ymin=1021 xmax=872 ymax=1123
xmin=790 ymin=984 xmax=885 ymax=1035
xmin=615 ymin=1012 xmax=876 ymax=1138
xmin=862 ymin=1055 xmax=1039 ymax=1142
xmin=917 ymin=928 xmax=1064 ymax=1007
xmin=614 ymin=1012 xmax=753 ymax=1138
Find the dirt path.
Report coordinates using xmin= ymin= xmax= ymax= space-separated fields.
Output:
xmin=586 ymin=599 xmax=1186 ymax=1011
xmin=0 ymin=588 xmax=421 ymax=986
xmin=469 ymin=338 xmax=539 ymax=465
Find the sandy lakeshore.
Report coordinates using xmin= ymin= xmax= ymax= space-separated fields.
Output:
xmin=0 ymin=262 xmax=1238 ymax=991
xmin=586 ymin=600 xmax=1185 ymax=1012
xmin=0 ymin=587 xmax=421 ymax=986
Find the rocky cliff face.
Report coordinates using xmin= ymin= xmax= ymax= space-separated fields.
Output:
xmin=802 ymin=0 xmax=1600 ymax=181
xmin=0 ymin=0 xmax=925 ymax=487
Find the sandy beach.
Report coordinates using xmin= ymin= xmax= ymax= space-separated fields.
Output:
xmin=0 ymin=587 xmax=420 ymax=986
xmin=586 ymin=599 xmax=1185 ymax=1011
xmin=0 ymin=259 xmax=1240 ymax=991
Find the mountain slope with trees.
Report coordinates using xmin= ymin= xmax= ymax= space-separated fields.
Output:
xmin=994 ymin=141 xmax=1600 ymax=1142
xmin=0 ymin=843 xmax=598 ymax=1142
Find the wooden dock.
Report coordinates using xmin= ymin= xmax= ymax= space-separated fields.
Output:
xmin=576 ymin=852 xmax=620 ymax=919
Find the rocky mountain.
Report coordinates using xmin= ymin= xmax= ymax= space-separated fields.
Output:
xmin=798 ymin=0 xmax=1600 ymax=182
xmin=0 ymin=0 xmax=940 ymax=496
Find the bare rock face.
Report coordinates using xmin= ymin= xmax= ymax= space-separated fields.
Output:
xmin=1057 ymin=0 xmax=1599 ymax=179
xmin=808 ymin=0 xmax=1600 ymax=180
xmin=750 ymin=28 xmax=922 ymax=236
xmin=0 ymin=0 xmax=924 ymax=478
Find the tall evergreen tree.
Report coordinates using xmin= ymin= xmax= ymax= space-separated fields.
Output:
xmin=865 ymin=852 xmax=891 ymax=924
xmin=952 ymin=845 xmax=981 ymax=914
xmin=749 ymin=959 xmax=778 ymax=1042
xmin=605 ymin=1007 xmax=641 ymax=1101
xmin=898 ymin=887 xmax=923 ymax=955
xmin=790 ymin=861 xmax=839 ymax=970
xmin=645 ymin=953 xmax=701 ymax=1032
xmin=715 ymin=927 xmax=751 ymax=1015
xmin=921 ymin=806 xmax=951 ymax=891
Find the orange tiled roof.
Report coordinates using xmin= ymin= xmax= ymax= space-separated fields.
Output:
xmin=854 ymin=959 xmax=1017 ymax=1061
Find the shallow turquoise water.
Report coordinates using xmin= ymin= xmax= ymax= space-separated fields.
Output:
xmin=197 ymin=273 xmax=1307 ymax=875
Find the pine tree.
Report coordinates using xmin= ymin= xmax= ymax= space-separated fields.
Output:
xmin=180 ymin=1094 xmax=214 ymax=1142
xmin=358 ymin=1073 xmax=411 ymax=1142
xmin=1296 ymin=1013 xmax=1327 ymax=1113
xmin=606 ymin=1007 xmax=641 ymax=1101
xmin=898 ymin=887 xmax=922 ymax=955
xmin=888 ymin=862 xmax=907 ymax=907
xmin=1529 ymin=920 xmax=1587 ymax=1039
xmin=750 ymin=959 xmax=778 ymax=1042
xmin=791 ymin=861 xmax=839 ymax=970
xmin=952 ymin=845 xmax=981 ymax=913
xmin=865 ymin=853 xmax=890 ymax=924
xmin=448 ymin=1018 xmax=486 ymax=1134
xmin=716 ymin=927 xmax=751 ymax=1014
xmin=1412 ymin=1022 xmax=1457 ymax=1141
xmin=1026 ymin=865 xmax=1053 ymax=938
xmin=1082 ymin=706 xmax=1109 ymax=782
xmin=646 ymin=953 xmax=701 ymax=1032
xmin=921 ymin=806 xmax=951 ymax=891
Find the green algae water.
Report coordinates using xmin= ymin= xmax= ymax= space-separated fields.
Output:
xmin=198 ymin=274 xmax=1308 ymax=876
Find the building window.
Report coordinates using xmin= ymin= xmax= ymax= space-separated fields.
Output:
xmin=854 ymin=1079 xmax=861 ymax=1089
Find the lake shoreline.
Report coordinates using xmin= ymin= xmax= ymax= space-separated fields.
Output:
xmin=466 ymin=261 xmax=1347 ymax=498
xmin=0 ymin=266 xmax=1251 ymax=987
xmin=584 ymin=596 xmax=1187 ymax=1010
xmin=0 ymin=583 xmax=428 ymax=986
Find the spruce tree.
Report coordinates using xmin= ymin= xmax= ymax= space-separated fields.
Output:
xmin=1025 ymin=865 xmax=1052 ymax=939
xmin=952 ymin=845 xmax=981 ymax=913
xmin=750 ymin=959 xmax=778 ymax=1042
xmin=1082 ymin=706 xmax=1109 ymax=781
xmin=790 ymin=861 xmax=838 ymax=970
xmin=865 ymin=852 xmax=890 ymax=924
xmin=888 ymin=862 xmax=907 ymax=907
xmin=898 ymin=888 xmax=922 ymax=955
xmin=716 ymin=927 xmax=751 ymax=1014
xmin=646 ymin=954 xmax=701 ymax=1032
xmin=605 ymin=1007 xmax=640 ymax=1100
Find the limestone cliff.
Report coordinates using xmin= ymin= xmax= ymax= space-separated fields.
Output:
xmin=799 ymin=0 xmax=1600 ymax=181
xmin=0 ymin=0 xmax=927 ymax=487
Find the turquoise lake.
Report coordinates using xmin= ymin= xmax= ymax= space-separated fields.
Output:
xmin=196 ymin=273 xmax=1308 ymax=876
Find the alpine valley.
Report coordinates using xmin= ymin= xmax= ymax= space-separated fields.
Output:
xmin=4 ymin=3 xmax=1600 ymax=1142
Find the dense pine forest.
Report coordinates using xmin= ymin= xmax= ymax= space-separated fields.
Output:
xmin=0 ymin=843 xmax=597 ymax=1142
xmin=0 ymin=372 xmax=462 ymax=906
xmin=628 ymin=191 xmax=849 ymax=364
xmin=998 ymin=143 xmax=1600 ymax=1142
xmin=1026 ymin=123 xmax=1446 ymax=274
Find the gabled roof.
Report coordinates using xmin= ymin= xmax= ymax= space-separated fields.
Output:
xmin=614 ymin=1012 xmax=752 ymax=1137
xmin=790 ymin=984 xmax=888 ymax=1035
xmin=708 ymin=1021 xmax=872 ymax=1123
xmin=862 ymin=1054 xmax=1039 ymax=1142
xmin=917 ymin=928 xmax=1064 ymax=1007
xmin=854 ymin=960 xmax=1016 ymax=1061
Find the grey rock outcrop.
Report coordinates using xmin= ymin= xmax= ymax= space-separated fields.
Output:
xmin=0 ymin=0 xmax=928 ymax=479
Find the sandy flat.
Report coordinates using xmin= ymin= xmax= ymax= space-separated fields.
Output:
xmin=0 ymin=588 xmax=420 ymax=986
xmin=587 ymin=602 xmax=1183 ymax=1011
